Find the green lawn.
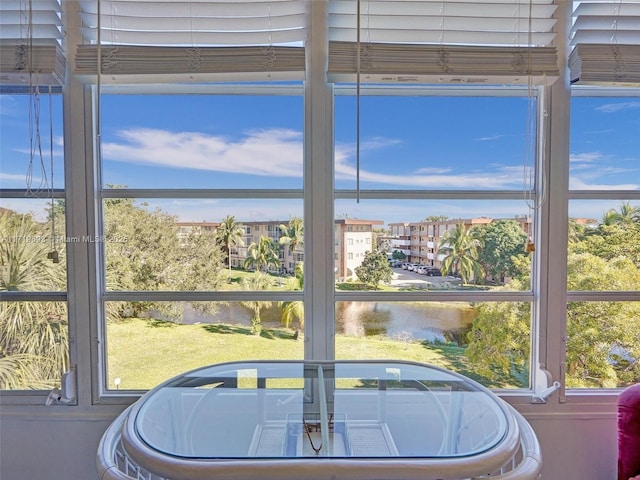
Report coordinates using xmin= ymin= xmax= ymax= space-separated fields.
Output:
xmin=107 ymin=318 xmax=520 ymax=390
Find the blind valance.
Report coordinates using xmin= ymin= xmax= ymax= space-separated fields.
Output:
xmin=327 ymin=0 xmax=559 ymax=85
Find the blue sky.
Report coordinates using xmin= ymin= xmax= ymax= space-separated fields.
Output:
xmin=1 ymin=90 xmax=639 ymax=225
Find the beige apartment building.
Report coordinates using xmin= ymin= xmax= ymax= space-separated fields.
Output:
xmin=178 ymin=219 xmax=383 ymax=278
xmin=388 ymin=216 xmax=533 ymax=270
xmin=334 ymin=218 xmax=384 ymax=281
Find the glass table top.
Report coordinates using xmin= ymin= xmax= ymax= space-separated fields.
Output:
xmin=128 ymin=360 xmax=510 ymax=460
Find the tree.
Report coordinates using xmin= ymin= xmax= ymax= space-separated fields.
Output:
xmin=279 ymin=216 xmax=304 ymax=261
xmin=217 ymin=215 xmax=245 ymax=277
xmin=104 ymin=198 xmax=226 ymax=319
xmin=241 ymin=272 xmax=274 ymax=334
xmin=465 ymin=295 xmax=531 ymax=387
xmin=424 ymin=215 xmax=449 ymax=222
xmin=355 ymin=249 xmax=393 ymax=289
xmin=391 ymin=250 xmax=406 ymax=261
xmin=475 ymin=220 xmax=528 ymax=284
xmin=178 ymin=226 xmax=227 ymax=316
xmin=602 ymin=201 xmax=640 ymax=226
xmin=565 ymin=253 xmax=640 ymax=387
xmin=279 ymin=262 xmax=304 ymax=337
xmin=572 ymin=221 xmax=640 ymax=268
xmin=244 ymin=236 xmax=280 ymax=273
xmin=0 ymin=212 xmax=68 ymax=389
xmin=437 ymin=224 xmax=483 ymax=284
xmin=466 ymin=253 xmax=640 ymax=388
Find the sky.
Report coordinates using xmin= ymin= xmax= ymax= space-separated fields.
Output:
xmin=1 ymin=89 xmax=639 ymax=225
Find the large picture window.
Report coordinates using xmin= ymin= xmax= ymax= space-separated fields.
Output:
xmin=97 ymin=92 xmax=305 ymax=391
xmin=332 ymin=90 xmax=542 ymax=389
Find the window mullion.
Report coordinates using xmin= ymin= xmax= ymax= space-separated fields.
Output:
xmin=304 ymin=0 xmax=334 ymax=361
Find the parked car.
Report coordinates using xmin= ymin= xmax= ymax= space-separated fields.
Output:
xmin=426 ymin=268 xmax=442 ymax=276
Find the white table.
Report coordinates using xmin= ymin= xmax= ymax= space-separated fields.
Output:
xmin=97 ymin=360 xmax=541 ymax=480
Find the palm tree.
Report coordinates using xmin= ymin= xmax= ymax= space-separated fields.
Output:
xmin=244 ymin=236 xmax=280 ymax=273
xmin=240 ymin=272 xmax=273 ymax=334
xmin=217 ymin=215 xmax=245 ymax=277
xmin=437 ymin=223 xmax=484 ymax=284
xmin=0 ymin=212 xmax=68 ymax=389
xmin=279 ymin=261 xmax=304 ymax=338
xmin=279 ymin=217 xmax=304 ymax=271
xmin=279 ymin=301 xmax=304 ymax=338
xmin=602 ymin=202 xmax=640 ymax=226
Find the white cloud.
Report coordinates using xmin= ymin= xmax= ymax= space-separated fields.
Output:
xmin=140 ymin=198 xmax=302 ymax=223
xmin=0 ymin=172 xmax=30 ymax=184
xmin=414 ymin=167 xmax=453 ymax=175
xmin=569 ymin=178 xmax=639 ymax=190
xmin=334 ymin=148 xmax=526 ymax=189
xmin=103 ymin=127 xmax=538 ymax=190
xmin=103 ymin=128 xmax=304 ymax=177
xmin=595 ymin=101 xmax=640 ymax=113
xmin=475 ymin=134 xmax=504 ymax=141
xmin=336 ymin=137 xmax=402 ymax=158
xmin=570 ymin=152 xmax=605 ymax=163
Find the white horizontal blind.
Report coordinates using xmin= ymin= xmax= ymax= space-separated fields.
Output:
xmin=328 ymin=0 xmax=559 ymax=84
xmin=0 ymin=0 xmax=65 ymax=86
xmin=570 ymin=1 xmax=640 ymax=86
xmin=74 ymin=0 xmax=306 ymax=83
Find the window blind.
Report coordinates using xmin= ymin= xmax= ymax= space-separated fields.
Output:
xmin=570 ymin=1 xmax=640 ymax=86
xmin=327 ymin=0 xmax=559 ymax=85
xmin=0 ymin=0 xmax=65 ymax=86
xmin=74 ymin=0 xmax=306 ymax=83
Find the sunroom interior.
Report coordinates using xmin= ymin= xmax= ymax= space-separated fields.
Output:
xmin=1 ymin=1 xmax=639 ymax=479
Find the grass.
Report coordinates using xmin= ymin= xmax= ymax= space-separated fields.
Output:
xmin=106 ymin=318 xmax=521 ymax=391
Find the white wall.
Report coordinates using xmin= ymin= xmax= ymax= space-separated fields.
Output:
xmin=0 ymin=407 xmax=617 ymax=480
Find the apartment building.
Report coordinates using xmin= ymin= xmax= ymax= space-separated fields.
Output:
xmin=334 ymin=218 xmax=384 ymax=281
xmin=389 ymin=216 xmax=533 ymax=269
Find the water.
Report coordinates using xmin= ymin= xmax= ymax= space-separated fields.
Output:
xmin=336 ymin=302 xmax=476 ymax=345
xmin=179 ymin=301 xmax=476 ymax=346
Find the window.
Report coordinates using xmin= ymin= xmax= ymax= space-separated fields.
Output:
xmin=568 ymin=95 xmax=640 ymax=388
xmin=96 ymin=92 xmax=305 ymax=391
xmin=3 ymin=0 xmax=636 ymax=408
xmin=0 ymin=93 xmax=67 ymax=392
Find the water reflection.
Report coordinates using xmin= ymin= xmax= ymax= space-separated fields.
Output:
xmin=336 ymin=302 xmax=476 ymax=345
xmin=166 ymin=301 xmax=477 ymax=347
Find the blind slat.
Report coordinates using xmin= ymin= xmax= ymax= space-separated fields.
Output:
xmin=77 ymin=1 xmax=305 ymax=18
xmin=78 ymin=12 xmax=306 ymax=34
xmin=329 ymin=28 xmax=555 ymax=47
xmin=79 ymin=28 xmax=305 ymax=46
xmin=329 ymin=1 xmax=557 ymax=19
xmin=329 ymin=15 xmax=556 ymax=34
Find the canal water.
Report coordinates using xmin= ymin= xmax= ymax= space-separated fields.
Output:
xmin=336 ymin=302 xmax=476 ymax=345
xmin=181 ymin=301 xmax=477 ymax=346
